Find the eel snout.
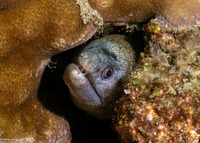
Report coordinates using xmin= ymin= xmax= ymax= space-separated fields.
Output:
xmin=63 ymin=63 xmax=106 ymax=118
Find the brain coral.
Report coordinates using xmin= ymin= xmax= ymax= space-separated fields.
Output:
xmin=114 ymin=19 xmax=200 ymax=142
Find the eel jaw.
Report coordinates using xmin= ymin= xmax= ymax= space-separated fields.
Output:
xmin=63 ymin=63 xmax=106 ymax=118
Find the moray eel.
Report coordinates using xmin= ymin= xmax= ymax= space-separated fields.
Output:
xmin=0 ymin=0 xmax=199 ymax=141
xmin=63 ymin=35 xmax=136 ymax=119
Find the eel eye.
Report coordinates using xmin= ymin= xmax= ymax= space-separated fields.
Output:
xmin=101 ymin=66 xmax=114 ymax=79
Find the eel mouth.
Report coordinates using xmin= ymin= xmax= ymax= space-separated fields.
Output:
xmin=75 ymin=61 xmax=104 ymax=106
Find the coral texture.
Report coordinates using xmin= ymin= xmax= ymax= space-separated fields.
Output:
xmin=0 ymin=0 xmax=29 ymax=9
xmin=0 ymin=0 xmax=96 ymax=141
xmin=0 ymin=0 xmax=199 ymax=142
xmin=88 ymin=0 xmax=200 ymax=27
xmin=114 ymin=20 xmax=200 ymax=142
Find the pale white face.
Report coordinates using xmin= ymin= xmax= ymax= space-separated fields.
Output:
xmin=63 ymin=35 xmax=135 ymax=119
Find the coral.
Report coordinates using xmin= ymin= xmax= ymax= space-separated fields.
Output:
xmin=0 ymin=0 xmax=199 ymax=141
xmin=88 ymin=0 xmax=200 ymax=27
xmin=157 ymin=0 xmax=200 ymax=27
xmin=89 ymin=0 xmax=156 ymax=22
xmin=0 ymin=0 xmax=28 ymax=9
xmin=114 ymin=20 xmax=200 ymax=142
xmin=0 ymin=0 xmax=96 ymax=141
xmin=0 ymin=98 xmax=71 ymax=142
xmin=76 ymin=0 xmax=104 ymax=33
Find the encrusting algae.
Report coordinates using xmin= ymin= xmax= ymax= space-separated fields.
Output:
xmin=114 ymin=19 xmax=200 ymax=142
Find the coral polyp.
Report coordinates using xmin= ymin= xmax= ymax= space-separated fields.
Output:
xmin=114 ymin=19 xmax=200 ymax=142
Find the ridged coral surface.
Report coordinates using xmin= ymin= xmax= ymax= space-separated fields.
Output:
xmin=114 ymin=20 xmax=200 ymax=142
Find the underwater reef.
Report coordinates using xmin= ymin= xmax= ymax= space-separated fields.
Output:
xmin=0 ymin=0 xmax=200 ymax=142
xmin=114 ymin=19 xmax=200 ymax=142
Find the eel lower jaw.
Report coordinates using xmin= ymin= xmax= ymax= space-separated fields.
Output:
xmin=63 ymin=63 xmax=104 ymax=109
xmin=76 ymin=62 xmax=105 ymax=106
